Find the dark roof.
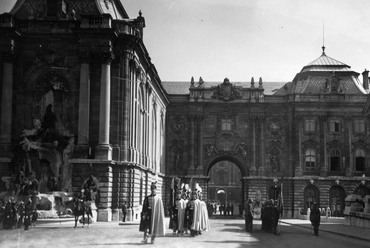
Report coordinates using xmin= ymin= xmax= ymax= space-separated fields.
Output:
xmin=301 ymin=52 xmax=350 ymax=73
xmin=10 ymin=0 xmax=129 ymax=20
xmin=161 ymin=81 xmax=287 ymax=95
xmin=273 ymin=76 xmax=365 ymax=95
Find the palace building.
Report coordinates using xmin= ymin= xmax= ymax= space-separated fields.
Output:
xmin=0 ymin=0 xmax=369 ymax=221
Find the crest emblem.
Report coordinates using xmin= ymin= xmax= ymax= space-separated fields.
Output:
xmin=212 ymin=78 xmax=241 ymax=101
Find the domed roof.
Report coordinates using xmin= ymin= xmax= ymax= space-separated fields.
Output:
xmin=273 ymin=46 xmax=366 ymax=95
xmin=301 ymin=46 xmax=350 ymax=73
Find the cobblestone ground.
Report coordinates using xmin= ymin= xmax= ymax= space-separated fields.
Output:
xmin=0 ymin=218 xmax=368 ymax=248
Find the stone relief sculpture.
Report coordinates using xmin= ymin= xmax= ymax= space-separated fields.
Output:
xmin=172 ymin=139 xmax=184 ymax=169
xmin=12 ymin=103 xmax=75 ymax=195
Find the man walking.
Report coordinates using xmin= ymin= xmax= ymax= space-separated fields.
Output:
xmin=139 ymin=182 xmax=166 ymax=244
xmin=310 ymin=202 xmax=321 ymax=236
xmin=122 ymin=202 xmax=127 ymax=222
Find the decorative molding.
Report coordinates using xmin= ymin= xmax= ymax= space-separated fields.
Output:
xmin=212 ymin=78 xmax=241 ymax=101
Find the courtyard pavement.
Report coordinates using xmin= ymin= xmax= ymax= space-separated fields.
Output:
xmin=0 ymin=217 xmax=369 ymax=248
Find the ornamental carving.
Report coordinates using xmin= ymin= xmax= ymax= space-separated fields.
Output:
xmin=326 ymin=140 xmax=342 ymax=151
xmin=351 ymin=140 xmax=368 ymax=151
xmin=268 ymin=120 xmax=282 ymax=136
xmin=302 ymin=139 xmax=317 ymax=148
xmin=204 ymin=142 xmax=247 ymax=160
xmin=32 ymin=72 xmax=68 ymax=100
xmin=171 ymin=117 xmax=186 ymax=134
xmin=171 ymin=139 xmax=184 ymax=169
xmin=212 ymin=78 xmax=241 ymax=101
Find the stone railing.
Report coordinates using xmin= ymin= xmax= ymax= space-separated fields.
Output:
xmin=344 ymin=194 xmax=370 ymax=229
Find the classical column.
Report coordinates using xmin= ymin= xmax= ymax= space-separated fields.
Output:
xmin=0 ymin=53 xmax=14 ymax=155
xmin=95 ymin=52 xmax=114 ymax=160
xmin=249 ymin=117 xmax=257 ymax=175
xmin=75 ymin=53 xmax=90 ymax=157
xmin=258 ymin=116 xmax=266 ymax=175
xmin=188 ymin=115 xmax=195 ymax=173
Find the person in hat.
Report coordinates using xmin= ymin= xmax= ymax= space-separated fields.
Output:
xmin=245 ymin=199 xmax=253 ymax=232
xmin=310 ymin=202 xmax=321 ymax=236
xmin=139 ymin=182 xmax=166 ymax=244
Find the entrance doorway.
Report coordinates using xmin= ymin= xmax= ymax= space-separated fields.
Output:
xmin=208 ymin=160 xmax=243 ymax=217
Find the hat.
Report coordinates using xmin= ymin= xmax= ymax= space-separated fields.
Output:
xmin=151 ymin=181 xmax=157 ymax=190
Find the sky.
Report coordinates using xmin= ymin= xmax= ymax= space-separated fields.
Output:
xmin=1 ymin=0 xmax=370 ymax=83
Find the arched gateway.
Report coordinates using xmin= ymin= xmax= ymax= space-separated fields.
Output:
xmin=207 ymin=155 xmax=247 ymax=216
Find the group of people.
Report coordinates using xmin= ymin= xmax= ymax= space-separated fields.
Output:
xmin=138 ymin=181 xmax=210 ymax=244
xmin=0 ymin=197 xmax=37 ymax=230
xmin=169 ymin=182 xmax=210 ymax=237
xmin=244 ymin=198 xmax=282 ymax=235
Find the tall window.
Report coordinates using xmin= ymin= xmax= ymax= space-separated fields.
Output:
xmin=221 ymin=119 xmax=232 ymax=131
xmin=354 ymin=120 xmax=365 ymax=133
xmin=304 ymin=120 xmax=316 ymax=132
xmin=305 ymin=149 xmax=316 ymax=170
xmin=329 ymin=120 xmax=340 ymax=133
xmin=330 ymin=149 xmax=341 ymax=171
xmin=329 ymin=186 xmax=345 ymax=217
xmin=355 ymin=149 xmax=365 ymax=171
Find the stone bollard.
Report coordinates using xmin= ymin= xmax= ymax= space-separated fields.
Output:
xmin=307 ymin=207 xmax=311 ymax=220
xmin=364 ymin=195 xmax=370 ymax=213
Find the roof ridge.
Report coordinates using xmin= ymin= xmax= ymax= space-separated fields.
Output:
xmin=305 ymin=53 xmax=349 ymax=68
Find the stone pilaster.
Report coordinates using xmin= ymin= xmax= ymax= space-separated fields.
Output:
xmin=120 ymin=52 xmax=131 ymax=162
xmin=95 ymin=52 xmax=114 ymax=160
xmin=295 ymin=117 xmax=303 ymax=176
xmin=196 ymin=117 xmax=204 ymax=173
xmin=0 ymin=52 xmax=14 ymax=156
xmin=345 ymin=116 xmax=353 ymax=176
xmin=249 ymin=117 xmax=257 ymax=175
xmin=75 ymin=53 xmax=90 ymax=158
xmin=319 ymin=116 xmax=327 ymax=177
xmin=188 ymin=115 xmax=195 ymax=173
xmin=258 ymin=116 xmax=266 ymax=175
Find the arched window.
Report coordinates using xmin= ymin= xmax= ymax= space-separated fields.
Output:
xmin=221 ymin=119 xmax=232 ymax=131
xmin=304 ymin=185 xmax=319 ymax=213
xmin=329 ymin=186 xmax=345 ymax=217
xmin=151 ymin=108 xmax=156 ymax=170
xmin=353 ymin=120 xmax=365 ymax=134
xmin=330 ymin=149 xmax=341 ymax=171
xmin=355 ymin=149 xmax=365 ymax=172
xmin=304 ymin=120 xmax=316 ymax=132
xmin=305 ymin=149 xmax=316 ymax=171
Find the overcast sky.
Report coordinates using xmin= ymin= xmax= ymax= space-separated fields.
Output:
xmin=1 ymin=0 xmax=370 ymax=83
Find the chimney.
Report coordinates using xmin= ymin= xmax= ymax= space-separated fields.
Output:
xmin=362 ymin=69 xmax=369 ymax=90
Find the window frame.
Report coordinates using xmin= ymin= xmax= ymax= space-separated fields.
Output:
xmin=329 ymin=120 xmax=341 ymax=134
xmin=304 ymin=119 xmax=316 ymax=133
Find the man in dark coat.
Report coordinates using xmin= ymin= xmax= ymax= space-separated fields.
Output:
xmin=122 ymin=201 xmax=127 ymax=222
xmin=310 ymin=202 xmax=321 ymax=236
xmin=245 ymin=199 xmax=253 ymax=232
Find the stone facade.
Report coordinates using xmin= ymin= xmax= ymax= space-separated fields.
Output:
xmin=163 ymin=52 xmax=370 ymax=217
xmin=1 ymin=1 xmax=370 ymax=221
xmin=0 ymin=0 xmax=167 ymax=222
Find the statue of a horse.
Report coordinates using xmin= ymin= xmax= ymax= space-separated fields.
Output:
xmin=72 ymin=197 xmax=92 ymax=228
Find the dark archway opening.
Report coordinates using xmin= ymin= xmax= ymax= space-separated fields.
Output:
xmin=207 ymin=158 xmax=245 ymax=218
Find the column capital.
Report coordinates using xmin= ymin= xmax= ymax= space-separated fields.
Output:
xmin=79 ymin=52 xmax=91 ymax=64
xmin=2 ymin=51 xmax=15 ymax=63
xmin=101 ymin=51 xmax=114 ymax=64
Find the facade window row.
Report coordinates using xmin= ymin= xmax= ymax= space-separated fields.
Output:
xmin=304 ymin=148 xmax=366 ymax=172
xmin=303 ymin=119 xmax=366 ymax=134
